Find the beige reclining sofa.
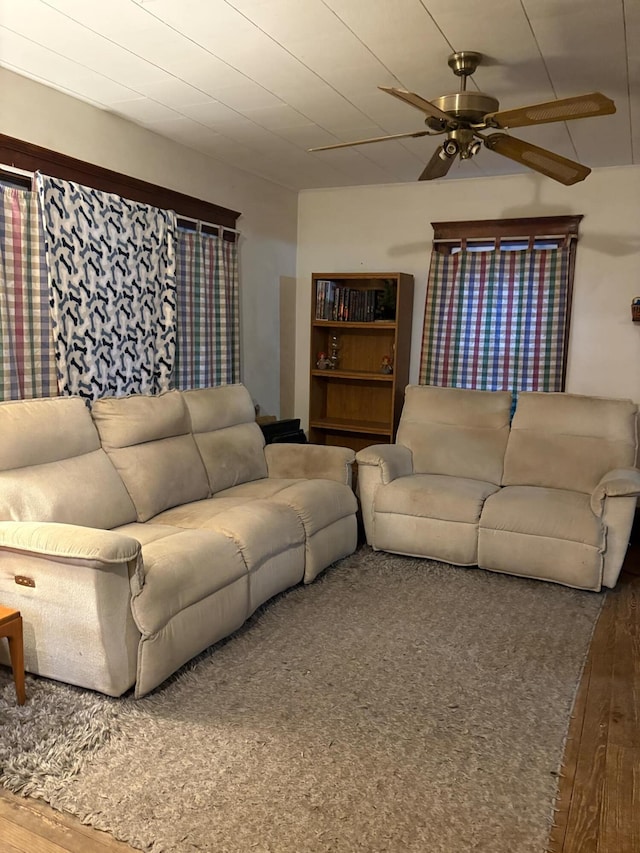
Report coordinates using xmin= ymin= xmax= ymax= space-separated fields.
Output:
xmin=357 ymin=385 xmax=640 ymax=591
xmin=0 ymin=384 xmax=358 ymax=698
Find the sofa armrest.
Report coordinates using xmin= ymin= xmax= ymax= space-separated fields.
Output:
xmin=355 ymin=444 xmax=413 ymax=547
xmin=265 ymin=443 xmax=355 ymax=485
xmin=0 ymin=521 xmax=141 ymax=570
xmin=590 ymin=468 xmax=640 ymax=516
xmin=355 ymin=444 xmax=413 ymax=484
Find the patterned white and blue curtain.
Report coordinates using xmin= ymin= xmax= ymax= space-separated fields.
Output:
xmin=0 ymin=186 xmax=57 ymax=400
xmin=36 ymin=174 xmax=177 ymax=401
xmin=174 ymin=227 xmax=240 ymax=389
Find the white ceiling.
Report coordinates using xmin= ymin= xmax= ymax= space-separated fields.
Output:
xmin=0 ymin=0 xmax=638 ymax=191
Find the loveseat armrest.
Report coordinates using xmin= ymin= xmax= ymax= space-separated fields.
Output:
xmin=265 ymin=443 xmax=355 ymax=486
xmin=355 ymin=444 xmax=413 ymax=484
xmin=0 ymin=521 xmax=141 ymax=573
xmin=355 ymin=445 xmax=413 ymax=547
xmin=590 ymin=468 xmax=640 ymax=516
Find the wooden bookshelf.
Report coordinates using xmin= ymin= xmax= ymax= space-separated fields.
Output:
xmin=308 ymin=272 xmax=414 ymax=452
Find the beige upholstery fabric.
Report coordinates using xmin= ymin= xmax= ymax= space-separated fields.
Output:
xmin=601 ymin=496 xmax=638 ymax=588
xmin=268 ymin=480 xmax=358 ymax=582
xmin=302 ymin=516 xmax=358 ymax=583
xmin=353 ymin=444 xmax=413 ymax=484
xmin=396 ymin=385 xmax=512 ymax=484
xmin=372 ymin=474 xmax=499 ymax=566
xmin=0 ymin=521 xmax=140 ymax=567
xmin=355 ymin=444 xmax=414 ymax=546
xmin=0 ymin=384 xmax=359 ymax=697
xmin=0 ymin=549 xmax=139 ymax=696
xmin=265 ymin=443 xmax=355 ymax=485
xmin=216 ymin=479 xmax=300 ymax=499
xmin=480 ymin=486 xmax=603 ymax=547
xmin=183 ymin=385 xmax=268 ymax=493
xmin=184 ymin=383 xmax=257 ymax=432
xmin=152 ymin=501 xmax=307 ymax=597
xmin=192 ymin=423 xmax=268 ymax=494
xmin=375 ymin=474 xmax=499 ymax=523
xmin=374 ymin=515 xmax=481 ymax=566
xmin=0 ymin=396 xmax=136 ymax=529
xmin=503 ymin=392 xmax=638 ymax=493
xmin=356 ymin=387 xmax=638 ymax=592
xmin=213 ymin=478 xmax=358 ymax=583
xmin=134 ymin=581 xmax=249 ymax=699
xmin=0 ymin=396 xmax=98 ymax=469
xmin=129 ymin=528 xmax=248 ymax=634
xmin=590 ymin=467 xmax=640 ymax=515
xmin=91 ymin=391 xmax=210 ymax=522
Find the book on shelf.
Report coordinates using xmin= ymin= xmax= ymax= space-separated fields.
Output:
xmin=314 ymin=282 xmax=392 ymax=322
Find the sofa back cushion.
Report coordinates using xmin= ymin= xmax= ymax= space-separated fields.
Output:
xmin=0 ymin=396 xmax=137 ymax=528
xmin=183 ymin=384 xmax=268 ymax=494
xmin=396 ymin=385 xmax=512 ymax=485
xmin=503 ymin=391 xmax=638 ymax=494
xmin=91 ymin=390 xmax=210 ymax=522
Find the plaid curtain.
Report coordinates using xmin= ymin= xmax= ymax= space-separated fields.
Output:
xmin=419 ymin=247 xmax=570 ymax=394
xmin=0 ymin=186 xmax=57 ymax=400
xmin=174 ymin=228 xmax=240 ymax=389
xmin=37 ymin=174 xmax=177 ymax=401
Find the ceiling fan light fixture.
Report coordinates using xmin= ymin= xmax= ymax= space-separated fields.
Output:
xmin=469 ymin=139 xmax=482 ymax=158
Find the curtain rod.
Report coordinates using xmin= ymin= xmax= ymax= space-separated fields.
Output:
xmin=0 ymin=163 xmax=241 ymax=234
xmin=433 ymin=233 xmax=577 ymax=243
xmin=0 ymin=163 xmax=34 ymax=179
xmin=176 ymin=214 xmax=241 ymax=235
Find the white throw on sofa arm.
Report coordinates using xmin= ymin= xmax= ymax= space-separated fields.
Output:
xmin=265 ymin=443 xmax=356 ymax=486
xmin=355 ymin=444 xmax=414 ymax=545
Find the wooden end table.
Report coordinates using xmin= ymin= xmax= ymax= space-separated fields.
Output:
xmin=0 ymin=605 xmax=26 ymax=705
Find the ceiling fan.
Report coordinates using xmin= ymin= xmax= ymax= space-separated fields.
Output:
xmin=308 ymin=51 xmax=616 ymax=185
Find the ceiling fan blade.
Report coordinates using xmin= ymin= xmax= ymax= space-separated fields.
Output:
xmin=419 ymin=145 xmax=456 ymax=181
xmin=486 ymin=92 xmax=615 ymax=129
xmin=483 ymin=133 xmax=590 ymax=185
xmin=308 ymin=130 xmax=430 ymax=152
xmin=378 ymin=86 xmax=452 ymax=124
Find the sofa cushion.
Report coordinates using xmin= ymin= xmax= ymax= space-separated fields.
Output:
xmin=0 ymin=397 xmax=136 ymax=529
xmin=114 ymin=522 xmax=249 ymax=635
xmin=478 ymin=485 xmax=604 ymax=590
xmin=375 ymin=474 xmax=499 ymax=523
xmin=91 ymin=391 xmax=210 ymax=522
xmin=503 ymin=392 xmax=638 ymax=494
xmin=183 ymin=385 xmax=268 ymax=493
xmin=150 ymin=499 xmax=306 ymax=612
xmin=479 ymin=485 xmax=603 ymax=547
xmin=396 ymin=385 xmax=512 ymax=485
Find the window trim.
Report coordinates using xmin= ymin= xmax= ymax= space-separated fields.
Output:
xmin=0 ymin=133 xmax=240 ymax=240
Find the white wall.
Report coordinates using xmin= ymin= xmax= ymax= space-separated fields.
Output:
xmin=296 ymin=168 xmax=640 ymax=428
xmin=0 ymin=69 xmax=298 ymax=418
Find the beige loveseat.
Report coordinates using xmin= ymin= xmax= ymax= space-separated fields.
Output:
xmin=356 ymin=385 xmax=640 ymax=591
xmin=0 ymin=384 xmax=358 ymax=698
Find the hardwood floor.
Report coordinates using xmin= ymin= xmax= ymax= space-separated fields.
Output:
xmin=548 ymin=540 xmax=640 ymax=853
xmin=1 ymin=548 xmax=638 ymax=853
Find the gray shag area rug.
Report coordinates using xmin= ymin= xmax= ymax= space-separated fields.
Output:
xmin=0 ymin=547 xmax=603 ymax=853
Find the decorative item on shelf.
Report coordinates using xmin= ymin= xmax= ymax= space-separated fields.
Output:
xmin=632 ymin=298 xmax=640 ymax=322
xmin=316 ymin=351 xmax=332 ymax=369
xmin=374 ymin=280 xmax=397 ymax=321
xmin=328 ymin=334 xmax=340 ymax=369
xmin=380 ymin=354 xmax=393 ymax=374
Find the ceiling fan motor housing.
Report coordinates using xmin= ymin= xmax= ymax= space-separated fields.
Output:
xmin=428 ymin=92 xmax=500 ymax=128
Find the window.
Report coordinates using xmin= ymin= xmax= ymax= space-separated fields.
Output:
xmin=419 ymin=216 xmax=581 ymax=398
